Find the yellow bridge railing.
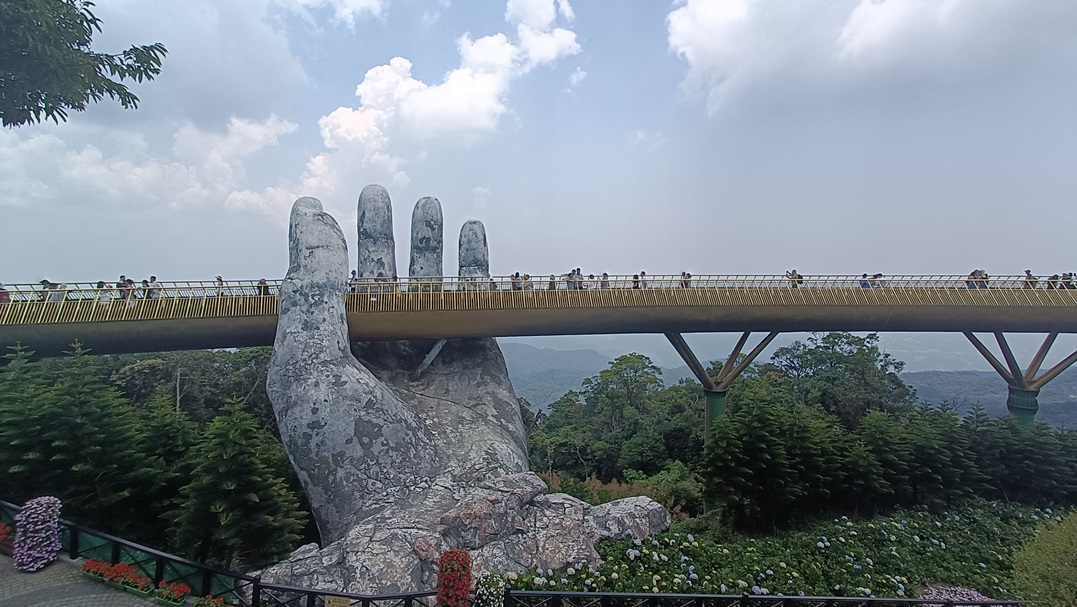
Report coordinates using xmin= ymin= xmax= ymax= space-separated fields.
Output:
xmin=2 ymin=274 xmax=1077 ymax=326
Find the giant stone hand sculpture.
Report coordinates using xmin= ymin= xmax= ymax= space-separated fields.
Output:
xmin=262 ymin=189 xmax=669 ymax=594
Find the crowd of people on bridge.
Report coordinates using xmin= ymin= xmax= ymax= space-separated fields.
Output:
xmin=9 ymin=267 xmax=1077 ymax=305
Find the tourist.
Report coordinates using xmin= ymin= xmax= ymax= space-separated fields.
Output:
xmin=0 ymin=282 xmax=10 ymax=309
xmin=523 ymin=274 xmax=534 ymax=293
xmin=214 ymin=275 xmax=224 ymax=297
xmin=640 ymin=271 xmax=648 ymax=289
xmin=148 ymin=276 xmax=163 ymax=299
xmin=600 ymin=273 xmax=610 ymax=289
xmin=632 ymin=274 xmax=641 ymax=289
xmin=141 ymin=279 xmax=151 ymax=299
xmin=859 ymin=274 xmax=871 ymax=288
xmin=1024 ymin=270 xmax=1039 ymax=289
xmin=548 ymin=274 xmax=557 ymax=291
xmin=785 ymin=269 xmax=803 ymax=288
xmin=512 ymin=272 xmax=522 ymax=291
xmin=258 ymin=278 xmax=271 ymax=296
xmin=1063 ymin=273 xmax=1076 ymax=289
xmin=95 ymin=281 xmax=112 ymax=305
xmin=1047 ymin=274 xmax=1060 ymax=289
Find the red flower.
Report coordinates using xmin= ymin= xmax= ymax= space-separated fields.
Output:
xmin=437 ymin=549 xmax=473 ymax=607
xmin=158 ymin=580 xmax=193 ymax=601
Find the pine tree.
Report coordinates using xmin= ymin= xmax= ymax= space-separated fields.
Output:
xmin=39 ymin=343 xmax=159 ymax=530
xmin=140 ymin=388 xmax=199 ymax=546
xmin=0 ymin=345 xmax=52 ymax=502
xmin=172 ymin=398 xmax=305 ymax=569
xmin=0 ymin=343 xmax=157 ymax=534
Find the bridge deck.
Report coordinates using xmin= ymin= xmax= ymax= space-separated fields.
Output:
xmin=2 ymin=275 xmax=1076 ymax=356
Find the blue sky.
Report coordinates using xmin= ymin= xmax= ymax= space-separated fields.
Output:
xmin=5 ymin=0 xmax=1077 ymax=370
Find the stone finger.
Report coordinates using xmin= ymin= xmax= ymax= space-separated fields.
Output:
xmin=409 ymin=197 xmax=443 ymax=279
xmin=357 ymin=184 xmax=397 ymax=280
xmin=458 ymin=220 xmax=489 ymax=278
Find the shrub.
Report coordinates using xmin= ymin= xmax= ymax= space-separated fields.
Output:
xmin=1012 ymin=510 xmax=1077 ymax=606
xmin=13 ymin=496 xmax=62 ymax=572
xmin=193 ymin=595 xmax=226 ymax=607
xmin=437 ymin=549 xmax=472 ymax=607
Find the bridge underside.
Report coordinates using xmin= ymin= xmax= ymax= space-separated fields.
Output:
xmin=5 ymin=304 xmax=1077 ymax=357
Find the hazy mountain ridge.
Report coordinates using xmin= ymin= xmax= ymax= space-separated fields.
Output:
xmin=502 ymin=342 xmax=1077 ymax=427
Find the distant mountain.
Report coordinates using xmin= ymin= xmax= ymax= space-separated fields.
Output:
xmin=499 ymin=342 xmax=696 ymax=410
xmin=499 ymin=343 xmax=610 ymax=409
xmin=902 ymin=368 xmax=1077 ymax=427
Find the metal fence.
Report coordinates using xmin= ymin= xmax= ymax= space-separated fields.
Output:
xmin=0 ymin=501 xmax=1024 ymax=607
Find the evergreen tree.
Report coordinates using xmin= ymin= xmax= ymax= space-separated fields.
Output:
xmin=172 ymin=398 xmax=305 ymax=569
xmin=140 ymin=388 xmax=199 ymax=546
xmin=0 ymin=345 xmax=51 ymax=502
xmin=0 ymin=343 xmax=157 ymax=534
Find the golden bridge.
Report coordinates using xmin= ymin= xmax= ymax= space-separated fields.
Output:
xmin=4 ymin=273 xmax=1077 ymax=422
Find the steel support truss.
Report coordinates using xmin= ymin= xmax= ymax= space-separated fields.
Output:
xmin=665 ymin=331 xmax=780 ymax=438
xmin=963 ymin=332 xmax=1077 ymax=425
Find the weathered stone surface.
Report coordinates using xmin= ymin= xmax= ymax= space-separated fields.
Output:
xmin=357 ymin=185 xmax=396 ymax=279
xmin=268 ymin=197 xmax=441 ymax=544
xmin=264 ymin=190 xmax=670 ymax=594
xmin=258 ymin=472 xmax=670 ymax=594
xmin=458 ymin=220 xmax=489 ymax=278
xmin=409 ymin=197 xmax=442 ymax=278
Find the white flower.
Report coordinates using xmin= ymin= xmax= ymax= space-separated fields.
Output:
xmin=567 ymin=567 xmax=575 ymax=575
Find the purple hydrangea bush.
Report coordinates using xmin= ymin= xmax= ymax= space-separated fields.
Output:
xmin=13 ymin=496 xmax=62 ymax=572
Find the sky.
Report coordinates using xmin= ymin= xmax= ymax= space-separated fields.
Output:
xmin=5 ymin=0 xmax=1077 ymax=371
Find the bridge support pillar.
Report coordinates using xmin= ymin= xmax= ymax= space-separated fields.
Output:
xmin=411 ymin=338 xmax=447 ymax=380
xmin=704 ymin=389 xmax=726 ymax=430
xmin=963 ymin=332 xmax=1077 ymax=426
xmin=1006 ymin=386 xmax=1040 ymax=425
xmin=665 ymin=331 xmax=779 ymax=440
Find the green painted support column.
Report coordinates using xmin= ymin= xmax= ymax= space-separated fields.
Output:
xmin=1006 ymin=386 xmax=1039 ymax=426
xmin=704 ymin=389 xmax=727 ymax=440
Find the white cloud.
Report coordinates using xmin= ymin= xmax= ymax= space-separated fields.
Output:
xmin=472 ymin=185 xmax=492 ymax=210
xmin=666 ymin=0 xmax=1069 ymax=116
xmin=229 ymin=0 xmax=582 ymax=213
xmin=566 ymin=66 xmax=587 ymax=91
xmin=505 ymin=0 xmax=557 ymax=30
xmin=280 ymin=0 xmax=385 ymax=26
xmin=0 ymin=116 xmax=296 ymax=210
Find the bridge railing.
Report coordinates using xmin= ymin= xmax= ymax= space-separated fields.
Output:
xmin=3 ymin=274 xmax=1076 ymax=326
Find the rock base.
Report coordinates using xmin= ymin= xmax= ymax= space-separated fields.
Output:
xmin=257 ymin=472 xmax=670 ymax=594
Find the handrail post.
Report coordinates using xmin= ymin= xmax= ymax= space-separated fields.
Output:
xmin=201 ymin=568 xmax=213 ymax=597
xmin=68 ymin=523 xmax=79 ymax=559
xmin=251 ymin=578 xmax=261 ymax=607
xmin=111 ymin=541 xmax=121 ymax=564
xmin=154 ymin=556 xmax=165 ymax=585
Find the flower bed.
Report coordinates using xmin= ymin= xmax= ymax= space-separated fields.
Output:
xmin=157 ymin=580 xmax=193 ymax=606
xmin=505 ymin=500 xmax=1049 ymax=599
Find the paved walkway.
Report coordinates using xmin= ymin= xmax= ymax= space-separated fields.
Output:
xmin=0 ymin=555 xmax=152 ymax=607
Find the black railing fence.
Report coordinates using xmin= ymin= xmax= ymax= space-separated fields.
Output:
xmin=0 ymin=501 xmax=1024 ymax=607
